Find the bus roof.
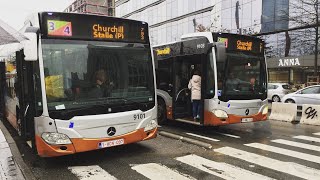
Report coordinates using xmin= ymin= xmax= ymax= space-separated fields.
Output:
xmin=153 ymin=37 xmax=210 ymax=60
xmin=38 ymin=12 xmax=148 ymax=25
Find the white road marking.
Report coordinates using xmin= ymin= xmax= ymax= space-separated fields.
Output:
xmin=215 ymin=147 xmax=320 ymax=179
xmin=216 ymin=132 xmax=241 ymax=139
xmin=68 ymin=165 xmax=117 ymax=180
xmin=176 ymin=154 xmax=274 ymax=180
xmin=293 ymin=135 xmax=320 ymax=143
xmin=186 ymin=133 xmax=220 ymax=142
xmin=313 ymin=132 xmax=320 ymax=136
xmin=132 ymin=163 xmax=194 ymax=180
xmin=272 ymin=139 xmax=320 ymax=152
xmin=245 ymin=143 xmax=320 ymax=164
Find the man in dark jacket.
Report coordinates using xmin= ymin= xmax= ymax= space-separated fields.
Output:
xmin=89 ymin=69 xmax=111 ymax=98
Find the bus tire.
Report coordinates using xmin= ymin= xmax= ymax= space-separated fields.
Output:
xmin=157 ymin=98 xmax=167 ymax=125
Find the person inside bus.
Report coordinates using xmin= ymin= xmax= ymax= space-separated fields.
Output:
xmin=188 ymin=70 xmax=201 ymax=121
xmin=249 ymin=76 xmax=256 ymax=92
xmin=89 ymin=69 xmax=111 ymax=98
xmin=226 ymin=72 xmax=250 ymax=92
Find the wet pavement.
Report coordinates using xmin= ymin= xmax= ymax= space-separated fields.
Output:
xmin=0 ymin=123 xmax=25 ymax=180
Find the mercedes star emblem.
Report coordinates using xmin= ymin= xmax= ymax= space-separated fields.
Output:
xmin=107 ymin=127 xmax=116 ymax=136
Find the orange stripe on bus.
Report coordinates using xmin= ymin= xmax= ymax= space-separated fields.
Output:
xmin=72 ymin=128 xmax=157 ymax=153
xmin=36 ymin=128 xmax=157 ymax=157
xmin=204 ymin=111 xmax=267 ymax=126
xmin=35 ymin=135 xmax=76 ymax=157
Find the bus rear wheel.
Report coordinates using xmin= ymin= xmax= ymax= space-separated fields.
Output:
xmin=157 ymin=98 xmax=167 ymax=125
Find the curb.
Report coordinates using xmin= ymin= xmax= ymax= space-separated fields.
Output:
xmin=159 ymin=131 xmax=213 ymax=149
xmin=0 ymin=121 xmax=36 ymax=180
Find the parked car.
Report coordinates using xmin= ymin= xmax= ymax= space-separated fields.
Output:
xmin=282 ymin=85 xmax=320 ymax=105
xmin=268 ymin=83 xmax=291 ymax=102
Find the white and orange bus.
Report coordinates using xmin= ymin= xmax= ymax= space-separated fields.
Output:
xmin=0 ymin=12 xmax=157 ymax=157
xmin=154 ymin=32 xmax=268 ymax=126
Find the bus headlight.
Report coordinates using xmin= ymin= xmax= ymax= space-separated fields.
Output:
xmin=262 ymin=106 xmax=269 ymax=115
xmin=213 ymin=110 xmax=228 ymax=119
xmin=144 ymin=120 xmax=157 ymax=132
xmin=41 ymin=132 xmax=72 ymax=145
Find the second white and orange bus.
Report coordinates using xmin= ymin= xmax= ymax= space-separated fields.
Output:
xmin=154 ymin=32 xmax=268 ymax=126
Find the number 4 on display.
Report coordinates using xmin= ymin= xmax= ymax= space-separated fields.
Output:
xmin=64 ymin=26 xmax=71 ymax=35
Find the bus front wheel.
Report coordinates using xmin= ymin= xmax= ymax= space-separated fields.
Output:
xmin=157 ymin=98 xmax=167 ymax=125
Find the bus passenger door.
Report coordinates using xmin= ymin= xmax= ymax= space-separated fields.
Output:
xmin=173 ymin=59 xmax=192 ymax=119
xmin=16 ymin=50 xmax=36 ymax=150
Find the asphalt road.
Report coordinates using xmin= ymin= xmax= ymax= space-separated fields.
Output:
xmin=9 ymin=120 xmax=320 ymax=180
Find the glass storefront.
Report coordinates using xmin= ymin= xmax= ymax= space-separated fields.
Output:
xmin=115 ymin=0 xmax=319 ymax=85
xmin=115 ymin=0 xmax=263 ymax=45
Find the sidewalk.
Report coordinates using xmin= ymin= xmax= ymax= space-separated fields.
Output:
xmin=0 ymin=121 xmax=29 ymax=180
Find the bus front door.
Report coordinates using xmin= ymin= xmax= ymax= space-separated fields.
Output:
xmin=16 ymin=50 xmax=37 ymax=150
xmin=172 ymin=59 xmax=192 ymax=120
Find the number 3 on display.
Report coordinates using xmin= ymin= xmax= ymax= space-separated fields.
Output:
xmin=48 ymin=22 xmax=55 ymax=31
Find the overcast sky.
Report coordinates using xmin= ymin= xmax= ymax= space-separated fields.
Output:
xmin=0 ymin=0 xmax=75 ymax=30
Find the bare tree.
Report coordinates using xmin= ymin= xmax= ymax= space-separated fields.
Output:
xmin=196 ymin=24 xmax=208 ymax=32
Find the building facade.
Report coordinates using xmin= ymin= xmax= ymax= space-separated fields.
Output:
xmin=116 ymin=0 xmax=320 ymax=84
xmin=65 ymin=0 xmax=115 ymax=16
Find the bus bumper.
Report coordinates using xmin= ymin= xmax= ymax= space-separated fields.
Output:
xmin=204 ymin=111 xmax=267 ymax=126
xmin=35 ymin=127 xmax=158 ymax=157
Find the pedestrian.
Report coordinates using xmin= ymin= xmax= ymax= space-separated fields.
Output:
xmin=188 ymin=70 xmax=201 ymax=120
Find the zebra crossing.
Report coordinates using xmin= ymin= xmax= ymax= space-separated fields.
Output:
xmin=176 ymin=154 xmax=274 ymax=180
xmin=68 ymin=132 xmax=320 ymax=180
xmin=132 ymin=163 xmax=195 ymax=180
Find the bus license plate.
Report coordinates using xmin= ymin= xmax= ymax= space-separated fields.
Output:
xmin=241 ymin=118 xmax=253 ymax=123
xmin=99 ymin=139 xmax=124 ymax=148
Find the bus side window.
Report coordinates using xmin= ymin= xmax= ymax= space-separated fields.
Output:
xmin=157 ymin=60 xmax=173 ymax=95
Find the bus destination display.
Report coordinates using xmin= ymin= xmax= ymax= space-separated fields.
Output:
xmin=217 ymin=35 xmax=264 ymax=55
xmin=92 ymin=24 xmax=125 ymax=40
xmin=42 ymin=12 xmax=148 ymax=43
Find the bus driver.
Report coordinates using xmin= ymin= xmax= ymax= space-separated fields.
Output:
xmin=89 ymin=69 xmax=111 ymax=98
xmin=226 ymin=72 xmax=250 ymax=92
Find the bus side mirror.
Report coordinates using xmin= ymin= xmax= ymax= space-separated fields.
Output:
xmin=23 ymin=27 xmax=39 ymax=61
xmin=215 ymin=42 xmax=226 ymax=62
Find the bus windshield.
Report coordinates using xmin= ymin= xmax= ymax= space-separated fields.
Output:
xmin=42 ymin=39 xmax=155 ymax=111
xmin=217 ymin=53 xmax=267 ymax=101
